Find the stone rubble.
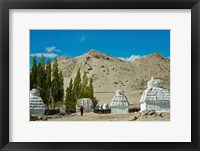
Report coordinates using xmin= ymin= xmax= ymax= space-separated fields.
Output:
xmin=128 ymin=110 xmax=165 ymax=121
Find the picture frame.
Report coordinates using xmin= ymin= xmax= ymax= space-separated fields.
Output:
xmin=0 ymin=0 xmax=199 ymax=150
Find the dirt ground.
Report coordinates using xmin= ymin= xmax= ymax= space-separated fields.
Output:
xmin=47 ymin=112 xmax=170 ymax=121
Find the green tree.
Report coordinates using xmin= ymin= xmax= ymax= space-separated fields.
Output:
xmin=65 ymin=78 xmax=75 ymax=109
xmin=37 ymin=55 xmax=47 ymax=104
xmin=72 ymin=68 xmax=81 ymax=102
xmin=87 ymin=78 xmax=94 ymax=100
xmin=30 ymin=55 xmax=37 ymax=90
xmin=79 ymin=71 xmax=88 ymax=98
xmin=52 ymin=58 xmax=60 ymax=103
xmin=65 ymin=69 xmax=98 ymax=109
xmin=45 ymin=58 xmax=52 ymax=106
xmin=87 ymin=78 xmax=97 ymax=108
xmin=58 ymin=71 xmax=64 ymax=102
xmin=52 ymin=58 xmax=64 ymax=105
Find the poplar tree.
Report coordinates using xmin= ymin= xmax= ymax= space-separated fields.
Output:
xmin=72 ymin=68 xmax=81 ymax=101
xmin=30 ymin=55 xmax=37 ymax=90
xmin=79 ymin=71 xmax=88 ymax=98
xmin=52 ymin=58 xmax=64 ymax=104
xmin=58 ymin=71 xmax=64 ymax=102
xmin=37 ymin=55 xmax=47 ymax=104
xmin=65 ymin=78 xmax=74 ymax=109
xmin=87 ymin=78 xmax=97 ymax=108
xmin=87 ymin=78 xmax=94 ymax=100
xmin=45 ymin=58 xmax=52 ymax=106
xmin=52 ymin=58 xmax=60 ymax=102
xmin=65 ymin=69 xmax=97 ymax=109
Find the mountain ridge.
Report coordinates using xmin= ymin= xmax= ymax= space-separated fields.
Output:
xmin=55 ymin=50 xmax=170 ymax=94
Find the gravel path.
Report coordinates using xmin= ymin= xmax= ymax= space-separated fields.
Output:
xmin=47 ymin=112 xmax=170 ymax=121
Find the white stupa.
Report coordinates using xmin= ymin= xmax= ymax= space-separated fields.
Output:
xmin=76 ymin=98 xmax=94 ymax=113
xmin=110 ymin=90 xmax=129 ymax=114
xmin=102 ymin=103 xmax=109 ymax=110
xmin=30 ymin=89 xmax=46 ymax=116
xmin=139 ymin=77 xmax=170 ymax=112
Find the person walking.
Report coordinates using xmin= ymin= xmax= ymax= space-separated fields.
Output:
xmin=80 ymin=105 xmax=84 ymax=116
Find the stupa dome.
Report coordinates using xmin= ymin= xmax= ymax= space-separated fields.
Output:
xmin=76 ymin=98 xmax=94 ymax=113
xmin=30 ymin=89 xmax=46 ymax=116
xmin=147 ymin=77 xmax=164 ymax=89
xmin=116 ymin=89 xmax=125 ymax=95
xmin=102 ymin=103 xmax=109 ymax=110
xmin=110 ymin=90 xmax=129 ymax=114
xmin=140 ymin=78 xmax=170 ymax=112
xmin=30 ymin=89 xmax=40 ymax=97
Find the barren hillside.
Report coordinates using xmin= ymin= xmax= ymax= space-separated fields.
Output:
xmin=55 ymin=49 xmax=170 ymax=105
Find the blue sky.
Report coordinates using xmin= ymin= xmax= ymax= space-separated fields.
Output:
xmin=30 ymin=30 xmax=170 ymax=66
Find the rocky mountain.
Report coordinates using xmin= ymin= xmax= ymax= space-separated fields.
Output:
xmin=56 ymin=49 xmax=170 ymax=93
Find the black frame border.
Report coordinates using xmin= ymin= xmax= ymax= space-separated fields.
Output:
xmin=0 ymin=0 xmax=199 ymax=151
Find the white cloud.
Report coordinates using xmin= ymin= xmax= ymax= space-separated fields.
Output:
xmin=46 ymin=46 xmax=61 ymax=52
xmin=30 ymin=53 xmax=58 ymax=58
xmin=118 ymin=54 xmax=145 ymax=61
